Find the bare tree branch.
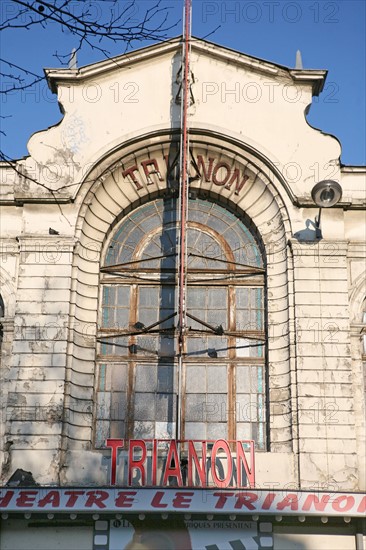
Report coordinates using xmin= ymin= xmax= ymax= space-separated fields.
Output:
xmin=1 ymin=1 xmax=179 ymax=92
xmin=0 ymin=0 xmax=179 ymax=198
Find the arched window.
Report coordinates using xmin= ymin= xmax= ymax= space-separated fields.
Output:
xmin=96 ymin=198 xmax=266 ymax=449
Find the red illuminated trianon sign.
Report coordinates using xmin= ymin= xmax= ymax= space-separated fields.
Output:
xmin=1 ymin=438 xmax=364 ymax=517
xmin=105 ymin=439 xmax=255 ymax=488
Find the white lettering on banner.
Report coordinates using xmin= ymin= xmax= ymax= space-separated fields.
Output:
xmin=0 ymin=489 xmax=365 ymax=516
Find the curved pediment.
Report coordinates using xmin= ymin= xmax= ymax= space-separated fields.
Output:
xmin=6 ymin=37 xmax=342 ymax=208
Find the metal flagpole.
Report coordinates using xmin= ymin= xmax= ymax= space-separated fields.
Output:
xmin=176 ymin=0 xmax=192 ymax=442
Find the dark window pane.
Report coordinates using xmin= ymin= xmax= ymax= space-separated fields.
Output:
xmin=134 ymin=393 xmax=156 ymax=421
xmin=135 ymin=364 xmax=157 ymax=392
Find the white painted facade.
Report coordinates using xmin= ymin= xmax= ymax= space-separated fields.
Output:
xmin=0 ymin=37 xmax=365 ymax=549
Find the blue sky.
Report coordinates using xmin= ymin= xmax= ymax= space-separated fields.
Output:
xmin=1 ymin=0 xmax=365 ymax=165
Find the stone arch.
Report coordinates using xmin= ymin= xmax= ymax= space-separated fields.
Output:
xmin=349 ymin=272 xmax=366 ymax=325
xmin=0 ymin=266 xmax=16 ymax=319
xmin=0 ymin=264 xmax=16 ymax=359
xmin=349 ymin=272 xmax=366 ymax=366
xmin=61 ymin=131 xmax=296 ymax=464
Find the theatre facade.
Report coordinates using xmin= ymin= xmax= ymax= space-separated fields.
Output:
xmin=0 ymin=37 xmax=365 ymax=549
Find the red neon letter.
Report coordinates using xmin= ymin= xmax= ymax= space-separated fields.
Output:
xmin=0 ymin=491 xmax=14 ymax=508
xmin=211 ymin=439 xmax=233 ymax=488
xmin=213 ymin=492 xmax=234 ymax=509
xmin=276 ymin=494 xmax=299 ymax=511
xmin=357 ymin=496 xmax=366 ymax=513
xmin=151 ymin=491 xmax=168 ymax=508
xmin=262 ymin=492 xmax=276 ymax=510
xmin=302 ymin=494 xmax=330 ymax=512
xmin=128 ymin=440 xmax=147 ymax=486
xmin=38 ymin=491 xmax=61 ymax=508
xmin=236 ymin=440 xmax=255 ymax=488
xmin=85 ymin=490 xmax=109 ymax=509
xmin=234 ymin=492 xmax=258 ymax=510
xmin=65 ymin=490 xmax=85 ymax=507
xmin=173 ymin=492 xmax=194 ymax=509
xmin=106 ymin=438 xmax=124 ymax=485
xmin=151 ymin=439 xmax=158 ymax=486
xmin=188 ymin=440 xmax=207 ymax=487
xmin=16 ymin=491 xmax=38 ymax=508
xmin=162 ymin=441 xmax=183 ymax=486
xmin=115 ymin=491 xmax=137 ymax=508
xmin=332 ymin=496 xmax=355 ymax=512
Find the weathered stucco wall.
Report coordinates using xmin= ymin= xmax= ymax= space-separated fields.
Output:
xmin=0 ymin=37 xmax=365 ymax=492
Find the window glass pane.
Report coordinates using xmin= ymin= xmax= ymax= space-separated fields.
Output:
xmin=113 ymin=363 xmax=128 ymax=385
xmin=111 ymin=392 xmax=127 ymax=421
xmin=185 ymin=422 xmax=206 ymax=440
xmin=186 ymin=365 xmax=206 ymax=393
xmin=237 ymin=423 xmax=251 ymax=440
xmin=207 ymin=423 xmax=227 ymax=440
xmin=237 ymin=365 xmax=264 ymax=394
xmin=95 ymin=363 xmax=129 ymax=447
xmin=236 ymin=309 xmax=250 ymax=330
xmin=98 ymin=363 xmax=111 ymax=391
xmin=135 ymin=364 xmax=157 ymax=391
xmin=187 ymin=230 xmax=226 ymax=269
xmin=185 ymin=394 xmax=206 ymax=421
xmin=236 ymin=393 xmax=252 ymax=422
xmin=132 ymin=364 xmax=177 ymax=441
xmin=101 ymin=285 xmax=129 ymax=329
xmin=236 ymin=288 xmax=250 ymax=308
xmin=134 ymin=335 xmax=176 ymax=356
xmin=236 ymin=287 xmax=264 ymax=331
xmin=207 ymin=366 xmax=227 ymax=393
xmin=207 ymin=308 xmax=226 ymax=328
xmin=187 ymin=287 xmax=227 ymax=330
xmin=96 ymin=391 xmax=110 ymax=420
xmin=117 ymin=286 xmax=129 ymax=303
xmin=236 ymin=338 xmax=264 ymax=358
xmin=110 ymin=421 xmax=126 ymax=439
xmin=208 ymin=288 xmax=226 ymax=308
xmin=138 ymin=286 xmax=175 ymax=331
xmin=103 ymin=285 xmax=115 ymax=305
xmin=116 ymin=308 xmax=129 ymax=328
xmin=95 ymin=421 xmax=110 ymax=448
xmin=235 ymin=363 xmax=266 ymax=449
xmin=156 ymin=421 xmax=175 ymax=439
xmin=237 ymin=365 xmax=252 ymax=393
xmin=99 ymin=336 xmax=129 ymax=356
xmin=139 ymin=287 xmax=158 ymax=307
xmin=187 ymin=287 xmax=205 ymax=309
xmin=134 ymin=393 xmax=156 ymax=420
xmin=156 ymin=393 xmax=176 ymax=421
xmin=141 ymin=229 xmax=177 ymax=267
xmin=134 ymin=421 xmax=155 ymax=439
xmin=157 ymin=365 xmax=176 ymax=393
xmin=205 ymin=394 xmax=227 ymax=422
xmin=186 ymin=335 xmax=229 ymax=358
